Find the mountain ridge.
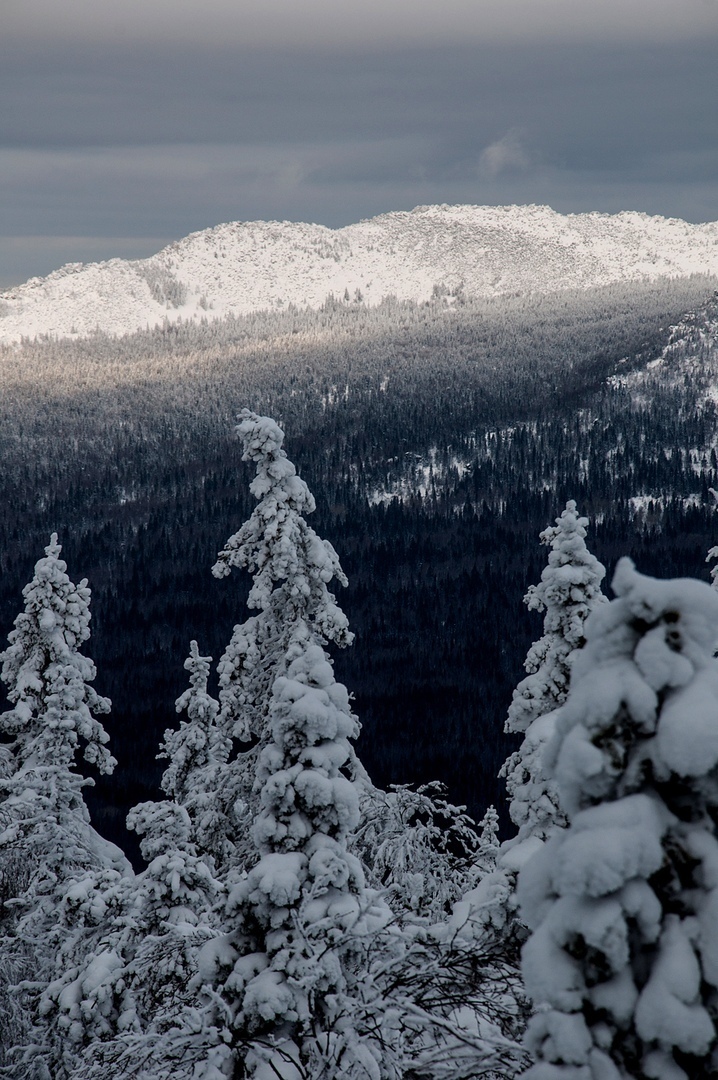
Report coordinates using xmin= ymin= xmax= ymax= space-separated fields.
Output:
xmin=2 ymin=203 xmax=718 ymax=345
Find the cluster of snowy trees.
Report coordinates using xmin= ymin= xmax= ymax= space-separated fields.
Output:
xmin=4 ymin=410 xmax=718 ymax=1078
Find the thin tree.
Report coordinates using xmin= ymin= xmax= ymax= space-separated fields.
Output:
xmin=502 ymin=500 xmax=606 ymax=843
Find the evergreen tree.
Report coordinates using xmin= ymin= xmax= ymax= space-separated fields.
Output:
xmin=502 ymin=500 xmax=606 ymax=842
xmin=519 ymin=559 xmax=718 ymax=1079
xmin=0 ymin=535 xmax=124 ymax=1076
xmin=178 ymin=415 xmax=387 ymax=1077
xmin=52 ymin=800 xmax=224 ymax=1079
xmin=208 ymin=410 xmax=355 ymax=875
xmin=441 ymin=503 xmax=607 ymax=1049
xmin=41 ymin=644 xmax=225 ymax=1078
xmin=160 ymin=640 xmax=231 ymax=869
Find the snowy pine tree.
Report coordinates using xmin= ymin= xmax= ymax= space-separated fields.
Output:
xmin=160 ymin=640 xmax=232 ymax=869
xmin=196 ymin=637 xmax=394 ymax=1079
xmin=0 ymin=534 xmax=116 ymax=814
xmin=0 ymin=535 xmax=124 ymax=1076
xmin=48 ymin=798 xmax=224 ymax=1080
xmin=519 ymin=559 xmax=718 ymax=1079
xmin=40 ymin=639 xmax=230 ymax=1079
xmin=208 ymin=410 xmax=355 ymax=875
xmin=502 ymin=500 xmax=606 ymax=842
xmin=454 ymin=505 xmax=605 ymax=974
xmin=157 ymin=414 xmax=386 ymax=1077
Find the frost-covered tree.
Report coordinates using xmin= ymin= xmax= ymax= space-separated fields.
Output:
xmin=160 ymin=640 xmax=232 ymax=869
xmin=44 ymin=799 xmax=224 ymax=1080
xmin=352 ymin=782 xmax=484 ymax=921
xmin=183 ymin=415 xmax=384 ymax=1075
xmin=209 ymin=410 xmax=355 ymax=874
xmin=40 ymin=641 xmax=226 ymax=1079
xmin=0 ymin=535 xmax=124 ymax=1075
xmin=195 ymin=636 xmax=393 ymax=1079
xmin=502 ymin=500 xmax=606 ymax=843
xmin=519 ymin=559 xmax=718 ymax=1080
xmin=456 ymin=505 xmax=606 ymax=974
xmin=0 ymin=534 xmax=116 ymax=824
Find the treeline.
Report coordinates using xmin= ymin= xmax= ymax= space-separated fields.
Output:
xmin=0 ymin=279 xmax=717 ymax=853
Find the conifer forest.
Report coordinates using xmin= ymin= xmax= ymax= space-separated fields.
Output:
xmin=3 ymin=276 xmax=718 ymax=1077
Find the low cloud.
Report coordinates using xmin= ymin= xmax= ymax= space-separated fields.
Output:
xmin=479 ymin=131 xmax=531 ymax=178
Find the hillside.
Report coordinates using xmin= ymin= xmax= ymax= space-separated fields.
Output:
xmin=1 ymin=274 xmax=716 ymax=851
xmin=2 ymin=204 xmax=718 ymax=344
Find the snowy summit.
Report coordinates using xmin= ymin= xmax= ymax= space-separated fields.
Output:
xmin=2 ymin=204 xmax=718 ymax=344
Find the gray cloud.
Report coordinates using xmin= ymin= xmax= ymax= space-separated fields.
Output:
xmin=6 ymin=0 xmax=718 ymax=48
xmin=3 ymin=40 xmax=716 ymax=159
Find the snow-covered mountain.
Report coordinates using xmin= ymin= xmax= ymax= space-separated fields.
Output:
xmin=2 ymin=204 xmax=718 ymax=344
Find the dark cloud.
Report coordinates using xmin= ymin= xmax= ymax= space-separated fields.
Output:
xmin=3 ymin=41 xmax=717 ymax=159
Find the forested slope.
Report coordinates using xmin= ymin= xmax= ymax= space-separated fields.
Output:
xmin=1 ymin=275 xmax=717 ymax=852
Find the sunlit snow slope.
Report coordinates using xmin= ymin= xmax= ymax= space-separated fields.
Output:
xmin=2 ymin=204 xmax=718 ymax=344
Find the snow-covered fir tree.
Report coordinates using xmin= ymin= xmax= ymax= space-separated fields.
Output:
xmin=160 ymin=640 xmax=232 ymax=869
xmin=502 ymin=500 xmax=606 ymax=842
xmin=0 ymin=535 xmax=126 ymax=1076
xmin=452 ymin=504 xmax=606 ymax=978
xmin=39 ymin=638 xmax=232 ymax=1078
xmin=519 ymin=559 xmax=718 ymax=1079
xmin=208 ymin=410 xmax=355 ymax=874
xmin=48 ymin=799 xmax=224 ymax=1080
xmin=156 ymin=414 xmax=380 ymax=1076
xmin=196 ymin=637 xmax=395 ymax=1079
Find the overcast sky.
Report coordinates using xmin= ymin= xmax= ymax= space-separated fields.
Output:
xmin=2 ymin=0 xmax=717 ymax=286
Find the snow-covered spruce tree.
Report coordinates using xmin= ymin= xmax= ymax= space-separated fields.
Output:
xmin=502 ymin=500 xmax=606 ymax=843
xmin=161 ymin=414 xmax=379 ymax=1076
xmin=52 ymin=801 xmax=224 ymax=1080
xmin=518 ymin=559 xmax=718 ymax=1080
xmin=40 ymin=641 xmax=225 ymax=1078
xmin=195 ymin=636 xmax=393 ymax=1079
xmin=212 ymin=413 xmax=491 ymax=922
xmin=0 ymin=535 xmax=124 ymax=1075
xmin=453 ymin=505 xmax=606 ymax=976
xmin=209 ymin=410 xmax=354 ymax=875
xmin=160 ymin=640 xmax=232 ymax=869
